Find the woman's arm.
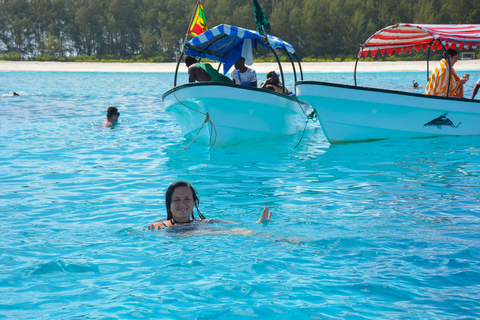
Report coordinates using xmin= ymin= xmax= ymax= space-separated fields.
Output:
xmin=145 ymin=206 xmax=272 ymax=231
xmin=145 ymin=220 xmax=173 ymax=230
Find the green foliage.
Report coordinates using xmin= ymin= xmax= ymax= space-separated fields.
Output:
xmin=0 ymin=0 xmax=478 ymax=62
xmin=74 ymin=56 xmax=101 ymax=62
xmin=36 ymin=54 xmax=56 ymax=61
xmin=0 ymin=53 xmax=22 ymax=61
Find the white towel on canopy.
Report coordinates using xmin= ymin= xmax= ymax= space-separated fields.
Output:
xmin=242 ymin=39 xmax=254 ymax=66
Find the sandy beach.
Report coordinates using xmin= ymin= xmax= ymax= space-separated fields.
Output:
xmin=1 ymin=60 xmax=479 ymax=73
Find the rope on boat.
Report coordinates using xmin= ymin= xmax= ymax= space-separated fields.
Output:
xmin=172 ymin=86 xmax=217 ymax=148
xmin=293 ymin=92 xmax=317 ymax=149
xmin=293 ymin=109 xmax=317 ymax=149
xmin=182 ymin=113 xmax=217 ymax=149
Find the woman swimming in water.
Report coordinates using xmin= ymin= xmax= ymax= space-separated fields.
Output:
xmin=146 ymin=181 xmax=272 ymax=230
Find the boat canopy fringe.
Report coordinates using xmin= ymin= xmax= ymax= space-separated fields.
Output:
xmin=358 ymin=24 xmax=480 ymax=58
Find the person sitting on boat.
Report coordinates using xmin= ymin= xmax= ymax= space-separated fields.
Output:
xmin=425 ymin=49 xmax=470 ymax=98
xmin=471 ymin=78 xmax=480 ymax=99
xmin=145 ymin=180 xmax=272 ymax=230
xmin=260 ymin=71 xmax=293 ymax=95
xmin=184 ymin=55 xmax=233 ymax=83
xmin=231 ymin=57 xmax=257 ymax=87
xmin=103 ymin=106 xmax=120 ymax=127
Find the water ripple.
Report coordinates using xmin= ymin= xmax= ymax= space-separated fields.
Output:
xmin=1 ymin=72 xmax=480 ymax=319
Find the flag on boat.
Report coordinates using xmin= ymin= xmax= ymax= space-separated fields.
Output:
xmin=188 ymin=1 xmax=208 ymax=38
xmin=252 ymin=0 xmax=270 ymax=36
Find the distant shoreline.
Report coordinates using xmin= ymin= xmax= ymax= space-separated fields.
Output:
xmin=1 ymin=60 xmax=479 ymax=73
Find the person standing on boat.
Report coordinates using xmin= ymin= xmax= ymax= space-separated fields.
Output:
xmin=425 ymin=49 xmax=469 ymax=98
xmin=231 ymin=57 xmax=257 ymax=87
xmin=184 ymin=55 xmax=233 ymax=83
xmin=471 ymin=78 xmax=480 ymax=99
xmin=103 ymin=106 xmax=120 ymax=127
xmin=260 ymin=71 xmax=292 ymax=95
xmin=146 ymin=181 xmax=272 ymax=230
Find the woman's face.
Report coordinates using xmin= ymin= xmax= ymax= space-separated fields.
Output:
xmin=170 ymin=186 xmax=194 ymax=222
xmin=450 ymin=54 xmax=458 ymax=66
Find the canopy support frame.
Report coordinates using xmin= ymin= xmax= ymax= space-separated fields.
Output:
xmin=426 ymin=42 xmax=431 ymax=83
xmin=284 ymin=47 xmax=297 ymax=83
xmin=354 ymin=47 xmax=360 ymax=87
xmin=268 ymin=42 xmax=285 ymax=94
xmin=174 ymin=50 xmax=186 ymax=87
xmin=355 ymin=40 xmax=453 ymax=97
xmin=293 ymin=53 xmax=304 ymax=81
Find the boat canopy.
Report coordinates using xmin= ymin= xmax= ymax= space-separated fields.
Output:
xmin=185 ymin=24 xmax=295 ymax=74
xmin=359 ymin=24 xmax=480 ymax=58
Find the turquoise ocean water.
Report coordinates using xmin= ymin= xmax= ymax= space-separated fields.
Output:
xmin=1 ymin=69 xmax=480 ymax=319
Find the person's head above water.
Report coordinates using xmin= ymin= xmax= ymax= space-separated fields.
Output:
xmin=165 ymin=181 xmax=205 ymax=223
xmin=107 ymin=106 xmax=119 ymax=119
xmin=103 ymin=106 xmax=120 ymax=127
xmin=104 ymin=106 xmax=120 ymax=125
xmin=146 ymin=180 xmax=272 ymax=230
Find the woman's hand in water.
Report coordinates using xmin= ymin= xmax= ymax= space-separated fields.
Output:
xmin=257 ymin=206 xmax=272 ymax=223
xmin=145 ymin=222 xmax=164 ymax=230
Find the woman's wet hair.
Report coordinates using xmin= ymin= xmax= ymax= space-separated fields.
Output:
xmin=442 ymin=48 xmax=458 ymax=59
xmin=106 ymin=106 xmax=119 ymax=118
xmin=165 ymin=181 xmax=205 ymax=221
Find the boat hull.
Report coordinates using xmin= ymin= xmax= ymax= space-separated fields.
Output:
xmin=296 ymin=81 xmax=480 ymax=144
xmin=163 ymin=82 xmax=306 ymax=147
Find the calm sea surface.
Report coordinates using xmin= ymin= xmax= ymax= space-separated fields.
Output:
xmin=1 ymin=69 xmax=480 ymax=319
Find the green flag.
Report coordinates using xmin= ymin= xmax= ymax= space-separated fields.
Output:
xmin=252 ymin=0 xmax=270 ymax=35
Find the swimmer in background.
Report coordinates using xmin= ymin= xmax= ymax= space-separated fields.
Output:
xmin=146 ymin=181 xmax=272 ymax=232
xmin=102 ymin=106 xmax=120 ymax=127
xmin=13 ymin=92 xmax=19 ymax=96
xmin=413 ymin=80 xmax=419 ymax=89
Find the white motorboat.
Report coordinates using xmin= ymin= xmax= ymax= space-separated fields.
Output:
xmin=163 ymin=24 xmax=307 ymax=147
xmin=296 ymin=24 xmax=480 ymax=144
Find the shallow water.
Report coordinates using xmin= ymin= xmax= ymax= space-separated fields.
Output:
xmin=1 ymin=70 xmax=480 ymax=319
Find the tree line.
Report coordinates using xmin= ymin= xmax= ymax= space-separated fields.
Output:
xmin=0 ymin=0 xmax=479 ymax=62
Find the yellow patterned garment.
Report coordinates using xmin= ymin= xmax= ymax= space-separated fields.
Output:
xmin=425 ymin=59 xmax=463 ymax=97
